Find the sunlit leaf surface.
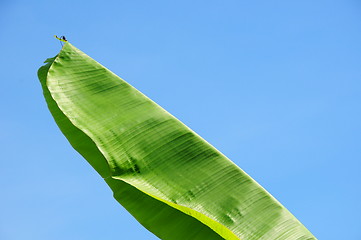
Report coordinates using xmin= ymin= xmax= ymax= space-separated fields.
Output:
xmin=38 ymin=42 xmax=316 ymax=240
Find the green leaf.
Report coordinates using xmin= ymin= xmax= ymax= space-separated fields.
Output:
xmin=38 ymin=42 xmax=316 ymax=240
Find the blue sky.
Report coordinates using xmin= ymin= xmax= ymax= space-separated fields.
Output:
xmin=1 ymin=0 xmax=360 ymax=239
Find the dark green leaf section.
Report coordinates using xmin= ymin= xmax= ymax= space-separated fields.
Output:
xmin=38 ymin=42 xmax=316 ymax=240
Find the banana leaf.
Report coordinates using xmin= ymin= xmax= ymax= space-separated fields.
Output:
xmin=38 ymin=42 xmax=316 ymax=240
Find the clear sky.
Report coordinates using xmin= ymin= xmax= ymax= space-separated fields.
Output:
xmin=0 ymin=0 xmax=360 ymax=239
